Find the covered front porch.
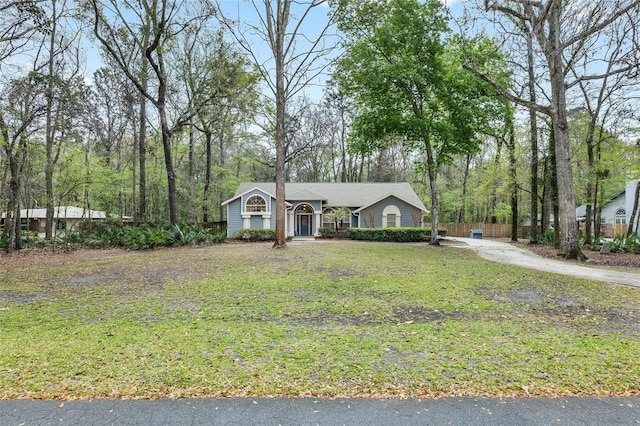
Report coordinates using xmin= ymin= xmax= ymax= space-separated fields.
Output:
xmin=287 ymin=203 xmax=322 ymax=237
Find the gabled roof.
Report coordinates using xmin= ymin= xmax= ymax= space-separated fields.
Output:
xmin=287 ymin=189 xmax=326 ymax=201
xmin=352 ymin=192 xmax=426 ymax=213
xmin=227 ymin=182 xmax=427 ymax=211
xmin=576 ymin=189 xmax=626 ymax=218
xmin=221 ymin=186 xmax=293 ymax=207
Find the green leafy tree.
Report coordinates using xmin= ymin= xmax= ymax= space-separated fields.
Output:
xmin=333 ymin=0 xmax=508 ymax=244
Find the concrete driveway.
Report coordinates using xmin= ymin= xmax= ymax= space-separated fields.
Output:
xmin=450 ymin=237 xmax=640 ymax=288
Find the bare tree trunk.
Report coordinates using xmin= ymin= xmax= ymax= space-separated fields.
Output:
xmin=507 ymin=118 xmax=518 ymax=242
xmin=526 ymin=27 xmax=539 ymax=243
xmin=7 ymin=166 xmax=21 ymax=252
xmin=593 ymin=179 xmax=601 ymax=241
xmin=159 ymin=118 xmax=178 ymax=226
xmin=188 ymin=120 xmax=195 ymax=222
xmin=424 ymin=135 xmax=439 ymax=246
xmin=541 ymin=156 xmax=550 ymax=234
xmin=628 ymin=181 xmax=640 ymax=236
xmin=44 ymin=0 xmax=58 ymax=241
xmin=269 ymin=0 xmax=291 ymax=248
xmin=202 ymin=131 xmax=213 ymax=223
xmin=137 ymin=53 xmax=149 ymax=224
xmin=548 ymin=131 xmax=560 ymax=249
xmin=218 ymin=129 xmax=226 ymax=223
xmin=582 ymin=114 xmax=597 ymax=246
xmin=457 ymin=154 xmax=471 ymax=223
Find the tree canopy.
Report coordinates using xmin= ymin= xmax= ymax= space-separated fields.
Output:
xmin=332 ymin=0 xmax=510 ymax=243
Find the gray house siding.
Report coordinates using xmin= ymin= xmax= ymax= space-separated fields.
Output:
xmin=225 ymin=188 xmax=276 ymax=237
xmin=268 ymin=198 xmax=277 ymax=230
xmin=249 ymin=216 xmax=263 ymax=228
xmin=225 ymin=199 xmax=244 ymax=237
xmin=350 ymin=212 xmax=358 ymax=228
xmin=360 ymin=196 xmax=422 ymax=228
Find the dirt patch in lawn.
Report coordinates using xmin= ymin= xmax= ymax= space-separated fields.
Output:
xmin=0 ymin=247 xmax=134 ymax=267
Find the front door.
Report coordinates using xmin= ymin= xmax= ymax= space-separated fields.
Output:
xmin=298 ymin=214 xmax=312 ymax=236
xmin=295 ymin=204 xmax=314 ymax=236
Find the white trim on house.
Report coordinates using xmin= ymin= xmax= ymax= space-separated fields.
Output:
xmin=352 ymin=193 xmax=426 ymax=214
xmin=221 ymin=186 xmax=275 ymax=206
xmin=382 ymin=204 xmax=401 ymax=227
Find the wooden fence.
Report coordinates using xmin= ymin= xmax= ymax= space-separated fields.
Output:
xmin=440 ymin=223 xmax=534 ymax=239
xmin=596 ymin=224 xmax=628 ymax=238
xmin=443 ymin=223 xmax=630 ymax=239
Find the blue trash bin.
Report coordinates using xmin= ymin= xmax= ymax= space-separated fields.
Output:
xmin=469 ymin=229 xmax=483 ymax=239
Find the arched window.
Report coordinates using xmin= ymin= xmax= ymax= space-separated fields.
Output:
xmin=382 ymin=204 xmax=401 ymax=227
xmin=295 ymin=204 xmax=314 ymax=214
xmin=245 ymin=195 xmax=267 ymax=212
xmin=615 ymin=208 xmax=626 ymax=224
xmin=323 ymin=207 xmax=351 ymax=230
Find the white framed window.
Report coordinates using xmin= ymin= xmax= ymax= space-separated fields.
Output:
xmin=245 ymin=195 xmax=267 ymax=213
xmin=382 ymin=205 xmax=401 ymax=227
xmin=615 ymin=208 xmax=626 ymax=224
xmin=322 ymin=208 xmax=334 ymax=229
xmin=387 ymin=213 xmax=397 ymax=227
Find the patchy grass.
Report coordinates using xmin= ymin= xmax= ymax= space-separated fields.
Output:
xmin=1 ymin=242 xmax=640 ymax=400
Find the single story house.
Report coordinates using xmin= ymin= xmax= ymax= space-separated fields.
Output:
xmin=576 ymin=179 xmax=639 ymax=236
xmin=222 ymin=182 xmax=428 ymax=238
xmin=1 ymin=206 xmax=111 ymax=233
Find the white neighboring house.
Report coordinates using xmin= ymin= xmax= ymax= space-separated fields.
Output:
xmin=576 ymin=179 xmax=639 ymax=236
xmin=1 ymin=206 xmax=110 ymax=233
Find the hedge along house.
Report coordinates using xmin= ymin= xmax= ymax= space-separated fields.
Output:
xmin=222 ymin=182 xmax=428 ymax=238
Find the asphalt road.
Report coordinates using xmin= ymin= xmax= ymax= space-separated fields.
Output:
xmin=2 ymin=396 xmax=640 ymax=425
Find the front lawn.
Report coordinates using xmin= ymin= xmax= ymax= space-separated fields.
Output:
xmin=1 ymin=242 xmax=639 ymax=399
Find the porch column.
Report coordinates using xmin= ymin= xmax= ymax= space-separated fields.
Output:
xmin=242 ymin=215 xmax=250 ymax=229
xmin=314 ymin=211 xmax=322 ymax=236
xmin=287 ymin=210 xmax=294 ymax=237
xmin=262 ymin=214 xmax=271 ymax=229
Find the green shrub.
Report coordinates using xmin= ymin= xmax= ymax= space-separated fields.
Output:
xmin=120 ymin=224 xmax=170 ymax=250
xmin=171 ymin=222 xmax=227 ymax=245
xmin=78 ymin=221 xmax=227 ymax=250
xmin=349 ymin=227 xmax=445 ymax=242
xmin=79 ymin=220 xmax=127 ymax=247
xmin=231 ymin=228 xmax=276 ymax=242
xmin=318 ymin=227 xmax=351 ymax=239
xmin=609 ymin=233 xmax=640 ymax=254
xmin=539 ymin=228 xmax=555 ymax=246
xmin=628 ymin=233 xmax=640 ymax=254
xmin=0 ymin=230 xmax=40 ymax=250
